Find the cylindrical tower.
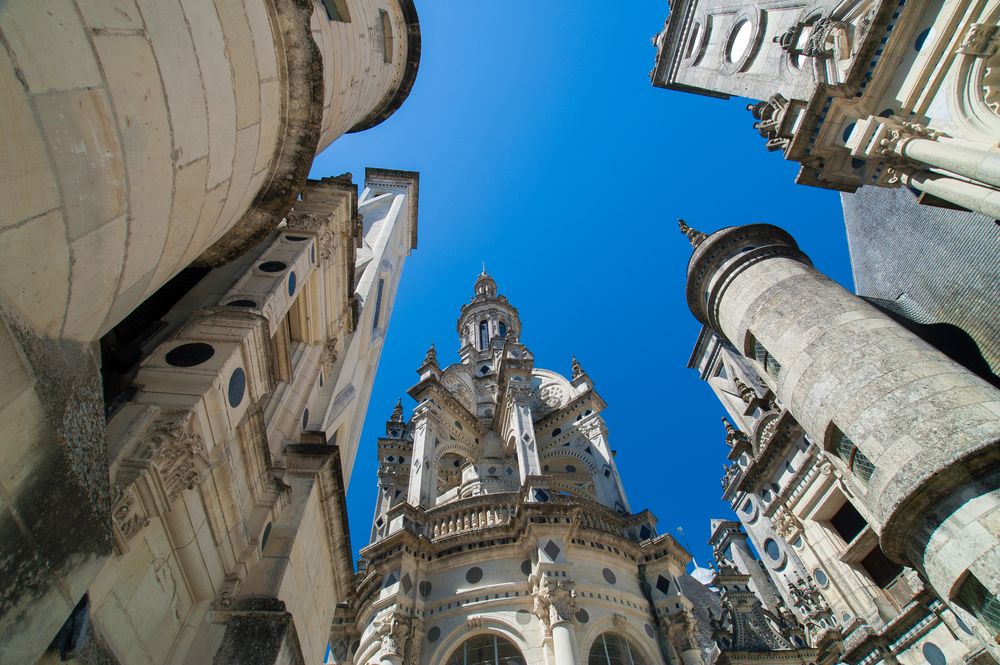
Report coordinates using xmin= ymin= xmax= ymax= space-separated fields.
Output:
xmin=0 ymin=0 xmax=420 ymax=341
xmin=683 ymin=221 xmax=1000 ymax=648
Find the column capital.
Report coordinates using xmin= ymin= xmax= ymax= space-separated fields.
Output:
xmin=532 ymin=578 xmax=577 ymax=635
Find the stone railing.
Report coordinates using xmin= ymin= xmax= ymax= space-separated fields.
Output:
xmin=425 ymin=500 xmax=517 ymax=539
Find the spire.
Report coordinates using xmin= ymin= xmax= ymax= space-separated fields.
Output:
xmin=678 ymin=219 xmax=707 ymax=248
xmin=391 ymin=398 xmax=404 ymax=422
xmin=423 ymin=343 xmax=438 ymax=367
xmin=571 ymin=355 xmax=584 ymax=379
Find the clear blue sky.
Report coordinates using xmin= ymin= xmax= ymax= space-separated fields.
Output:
xmin=310 ymin=1 xmax=852 ymax=567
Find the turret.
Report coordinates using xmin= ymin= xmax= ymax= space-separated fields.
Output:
xmin=682 ymin=220 xmax=1000 ymax=651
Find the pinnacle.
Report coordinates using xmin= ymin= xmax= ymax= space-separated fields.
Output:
xmin=678 ymin=219 xmax=707 ymax=249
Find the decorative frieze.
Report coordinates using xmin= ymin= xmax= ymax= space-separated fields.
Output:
xmin=959 ymin=23 xmax=1000 ymax=57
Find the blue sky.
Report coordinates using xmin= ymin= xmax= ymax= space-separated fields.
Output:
xmin=310 ymin=1 xmax=852 ymax=567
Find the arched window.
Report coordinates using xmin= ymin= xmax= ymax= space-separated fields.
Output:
xmin=588 ymin=633 xmax=648 ymax=665
xmin=445 ymin=634 xmax=525 ymax=665
xmin=498 ymin=321 xmax=507 ymax=337
xmin=479 ymin=320 xmax=489 ymax=349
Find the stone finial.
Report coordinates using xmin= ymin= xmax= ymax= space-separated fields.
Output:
xmin=571 ymin=355 xmax=584 ymax=379
xmin=678 ymin=219 xmax=707 ymax=248
xmin=733 ymin=377 xmax=755 ymax=404
xmin=391 ymin=399 xmax=404 ymax=422
xmin=423 ymin=344 xmax=438 ymax=367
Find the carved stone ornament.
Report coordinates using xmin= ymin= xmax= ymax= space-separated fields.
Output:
xmin=801 ymin=18 xmax=850 ymax=60
xmin=110 ymin=484 xmax=149 ymax=553
xmin=322 ymin=337 xmax=338 ymax=370
xmin=571 ymin=356 xmax=584 ymax=380
xmin=532 ymin=579 xmax=577 ymax=635
xmin=772 ymin=506 xmax=801 ymax=540
xmin=733 ymin=377 xmax=755 ymax=404
xmin=142 ymin=413 xmax=209 ymax=503
xmin=747 ymin=94 xmax=791 ymax=152
xmin=959 ymin=23 xmax=1000 ymax=57
xmin=286 ymin=210 xmax=337 ymax=260
xmin=373 ymin=610 xmax=411 ymax=658
xmin=612 ymin=612 xmax=627 ymax=631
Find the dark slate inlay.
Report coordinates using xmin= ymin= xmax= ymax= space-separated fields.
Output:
xmin=465 ymin=567 xmax=483 ymax=584
xmin=401 ymin=573 xmax=413 ymax=594
xmin=419 ymin=581 xmax=432 ymax=598
xmin=520 ymin=560 xmax=532 ymax=576
xmin=226 ymin=299 xmax=257 ymax=308
xmin=426 ymin=627 xmax=441 ymax=643
xmin=602 ymin=568 xmax=617 ymax=585
xmin=644 ymin=623 xmax=655 ymax=639
xmin=656 ymin=575 xmax=671 ymax=595
xmin=515 ymin=610 xmax=532 ymax=625
xmin=165 ymin=342 xmax=215 ymax=367
xmin=534 ymin=489 xmax=550 ymax=503
xmin=384 ymin=573 xmax=397 ymax=587
xmin=285 ymin=235 xmax=309 ymax=241
xmin=228 ymin=367 xmax=246 ymax=408
xmin=301 ymin=408 xmax=309 ymax=430
xmin=543 ymin=540 xmax=561 ymax=561
xmin=259 ymin=260 xmax=287 ymax=273
xmin=575 ymin=608 xmax=589 ymax=623
xmin=287 ymin=271 xmax=296 ymax=296
xmin=310 ymin=245 xmax=316 ymax=264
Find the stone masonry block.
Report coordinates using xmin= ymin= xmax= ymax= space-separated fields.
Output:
xmin=180 ymin=0 xmax=236 ymax=189
xmin=92 ymin=34 xmax=172 ymax=294
xmin=0 ymin=0 xmax=101 ymax=93
xmin=137 ymin=0 xmax=209 ymax=166
xmin=0 ymin=47 xmax=59 ymax=230
xmin=0 ymin=210 xmax=69 ymax=336
xmin=35 ymin=88 xmax=126 ymax=241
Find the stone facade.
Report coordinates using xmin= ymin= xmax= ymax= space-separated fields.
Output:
xmin=19 ymin=168 xmax=416 ymax=665
xmin=0 ymin=4 xmax=419 ymax=662
xmin=650 ymin=1 xmax=1000 ymax=218
xmin=330 ymin=273 xmax=825 ymax=665
xmin=682 ymin=220 xmax=1000 ymax=661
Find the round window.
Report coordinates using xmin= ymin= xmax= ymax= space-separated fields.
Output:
xmin=814 ymin=568 xmax=829 ymax=587
xmin=727 ymin=19 xmax=753 ymax=63
xmin=763 ymin=538 xmax=781 ymax=560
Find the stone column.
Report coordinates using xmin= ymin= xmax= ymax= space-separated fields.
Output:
xmin=847 ymin=116 xmax=1000 ymax=218
xmin=509 ymin=385 xmax=541 ymax=483
xmin=683 ymin=222 xmax=1000 ymax=654
xmin=899 ymin=138 xmax=1000 ymax=189
xmin=406 ymin=405 xmax=438 ymax=508
xmin=899 ymin=170 xmax=1000 ymax=220
xmin=551 ymin=622 xmax=579 ymax=665
xmin=533 ymin=579 xmax=579 ymax=665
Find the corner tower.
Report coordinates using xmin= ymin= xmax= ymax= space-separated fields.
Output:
xmin=681 ymin=220 xmax=1000 ymax=652
xmin=331 ymin=273 xmax=722 ymax=665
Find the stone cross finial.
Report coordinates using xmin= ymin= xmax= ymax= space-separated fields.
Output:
xmin=391 ymin=399 xmax=404 ymax=422
xmin=678 ymin=219 xmax=707 ymax=248
xmin=571 ymin=355 xmax=584 ymax=379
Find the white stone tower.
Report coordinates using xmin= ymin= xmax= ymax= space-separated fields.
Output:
xmin=330 ymin=271 xmax=717 ymax=665
xmin=681 ymin=219 xmax=1000 ymax=654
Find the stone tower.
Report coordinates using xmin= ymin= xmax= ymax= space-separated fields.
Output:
xmin=0 ymin=4 xmax=420 ymax=659
xmin=681 ymin=220 xmax=1000 ymax=654
xmin=330 ymin=272 xmax=720 ymax=665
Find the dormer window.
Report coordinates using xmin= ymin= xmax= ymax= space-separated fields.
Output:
xmin=479 ymin=320 xmax=489 ymax=349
